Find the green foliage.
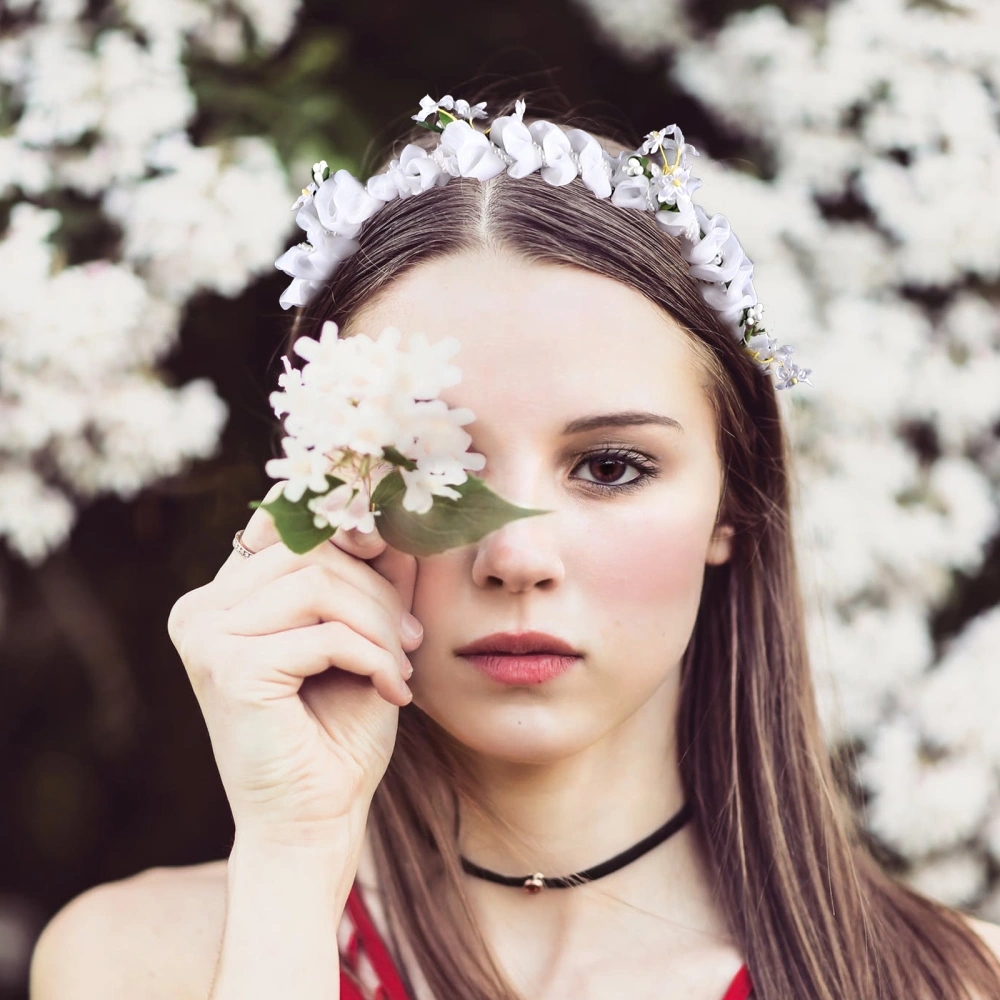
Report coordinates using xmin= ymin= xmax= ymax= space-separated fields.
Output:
xmin=370 ymin=469 xmax=552 ymax=558
xmin=252 ymin=474 xmax=347 ymax=553
xmin=186 ymin=27 xmax=369 ymax=175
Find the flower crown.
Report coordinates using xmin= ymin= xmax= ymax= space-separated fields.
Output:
xmin=275 ymin=95 xmax=812 ymax=390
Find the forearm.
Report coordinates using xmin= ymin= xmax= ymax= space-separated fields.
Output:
xmin=209 ymin=831 xmax=363 ymax=1000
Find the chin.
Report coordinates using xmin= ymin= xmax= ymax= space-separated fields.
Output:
xmin=414 ymin=692 xmax=603 ymax=765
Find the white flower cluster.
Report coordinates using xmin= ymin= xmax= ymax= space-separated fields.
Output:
xmin=275 ymin=97 xmax=812 ymax=389
xmin=266 ymin=320 xmax=486 ymax=528
xmin=573 ymin=0 xmax=692 ymax=60
xmin=0 ymin=0 xmax=301 ymax=562
xmin=572 ymin=0 xmax=1000 ymax=910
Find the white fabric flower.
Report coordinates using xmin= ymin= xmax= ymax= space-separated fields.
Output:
xmin=278 ymin=276 xmax=325 ymax=311
xmin=412 ymin=93 xmax=454 ymax=122
xmin=453 ymin=98 xmax=487 ymax=121
xmin=655 ymin=158 xmax=702 ymax=206
xmin=366 ymin=143 xmax=449 ymax=201
xmin=642 ymin=125 xmax=683 ymax=155
xmin=565 ymin=128 xmax=612 ymax=198
xmin=682 ymin=207 xmax=747 ymax=283
xmin=654 ymin=200 xmax=700 ymax=241
xmin=700 ymin=254 xmax=758 ymax=331
xmin=528 ymin=120 xmax=579 ymax=186
xmin=313 ymin=168 xmax=384 ymax=238
xmin=291 ymin=179 xmax=317 ymax=211
xmin=774 ymin=358 xmax=813 ymax=390
xmin=433 ymin=120 xmax=508 ymax=181
xmin=488 ymin=114 xmax=543 ymax=179
xmin=611 ymin=171 xmax=652 ymax=211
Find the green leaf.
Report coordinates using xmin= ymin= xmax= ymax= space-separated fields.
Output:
xmin=370 ymin=470 xmax=552 ymax=557
xmin=257 ymin=474 xmax=348 ymax=554
xmin=380 ymin=445 xmax=418 ymax=471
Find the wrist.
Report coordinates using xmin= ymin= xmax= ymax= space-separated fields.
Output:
xmin=213 ymin=833 xmax=360 ymax=1000
xmin=230 ymin=822 xmax=364 ymax=904
xmin=233 ymin=804 xmax=370 ymax=856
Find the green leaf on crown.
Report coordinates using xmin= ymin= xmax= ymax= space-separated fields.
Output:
xmin=371 ymin=470 xmax=552 ymax=557
xmin=251 ymin=474 xmax=348 ymax=554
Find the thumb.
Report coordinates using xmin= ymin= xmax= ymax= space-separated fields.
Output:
xmin=333 ymin=516 xmax=421 ymax=644
xmin=369 ymin=540 xmax=420 ymax=644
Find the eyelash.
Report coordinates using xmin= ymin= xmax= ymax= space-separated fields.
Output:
xmin=570 ymin=443 xmax=660 ymax=494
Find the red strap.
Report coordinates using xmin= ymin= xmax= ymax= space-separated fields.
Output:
xmin=721 ymin=964 xmax=753 ymax=1000
xmin=342 ymin=882 xmax=411 ymax=999
xmin=339 ymin=977 xmax=365 ymax=1000
xmin=342 ymin=880 xmax=751 ymax=1000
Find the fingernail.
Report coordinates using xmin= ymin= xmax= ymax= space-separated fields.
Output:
xmin=401 ymin=612 xmax=422 ymax=641
xmin=401 ymin=655 xmax=413 ymax=680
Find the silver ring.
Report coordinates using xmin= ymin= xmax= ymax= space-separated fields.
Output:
xmin=232 ymin=529 xmax=256 ymax=559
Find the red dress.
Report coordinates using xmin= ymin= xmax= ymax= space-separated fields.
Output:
xmin=339 ymin=882 xmax=754 ymax=1000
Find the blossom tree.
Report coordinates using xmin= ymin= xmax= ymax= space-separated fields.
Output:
xmin=575 ymin=0 xmax=1000 ymax=912
xmin=0 ymin=0 xmax=301 ymax=561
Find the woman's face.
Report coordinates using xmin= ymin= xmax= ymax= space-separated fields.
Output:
xmin=344 ymin=250 xmax=731 ymax=765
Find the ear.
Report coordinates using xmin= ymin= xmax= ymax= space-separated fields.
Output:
xmin=706 ymin=522 xmax=734 ymax=566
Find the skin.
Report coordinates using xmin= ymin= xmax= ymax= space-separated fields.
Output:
xmin=340 ymin=248 xmax=744 ymax=998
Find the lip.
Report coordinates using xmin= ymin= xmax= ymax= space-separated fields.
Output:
xmin=454 ymin=631 xmax=581 ymax=656
xmin=459 ymin=653 xmax=581 ymax=686
xmin=455 ymin=631 xmax=582 ymax=686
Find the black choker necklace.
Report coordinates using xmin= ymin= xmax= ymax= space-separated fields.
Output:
xmin=459 ymin=801 xmax=693 ymax=894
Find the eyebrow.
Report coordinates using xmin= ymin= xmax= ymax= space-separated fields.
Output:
xmin=560 ymin=410 xmax=684 ymax=435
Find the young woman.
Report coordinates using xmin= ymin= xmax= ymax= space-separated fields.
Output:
xmin=30 ymin=90 xmax=1000 ymax=1000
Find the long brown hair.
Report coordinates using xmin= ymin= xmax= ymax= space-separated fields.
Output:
xmin=286 ymin=88 xmax=1000 ymax=999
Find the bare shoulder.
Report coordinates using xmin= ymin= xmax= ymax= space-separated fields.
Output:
xmin=965 ymin=916 xmax=1000 ymax=961
xmin=956 ymin=914 xmax=1000 ymax=1000
xmin=29 ymin=858 xmax=228 ymax=1000
xmin=964 ymin=913 xmax=1000 ymax=959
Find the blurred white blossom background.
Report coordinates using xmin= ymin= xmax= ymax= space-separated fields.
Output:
xmin=0 ymin=0 xmax=300 ymax=561
xmin=3 ymin=0 xmax=1000 ymax=929
xmin=576 ymin=0 xmax=1000 ymax=915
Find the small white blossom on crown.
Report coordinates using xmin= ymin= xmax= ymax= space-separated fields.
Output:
xmin=275 ymin=94 xmax=812 ymax=390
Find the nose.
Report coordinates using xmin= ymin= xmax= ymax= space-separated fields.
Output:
xmin=470 ymin=501 xmax=564 ymax=593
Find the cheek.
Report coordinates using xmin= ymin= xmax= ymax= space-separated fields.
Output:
xmin=575 ymin=493 xmax=715 ymax=641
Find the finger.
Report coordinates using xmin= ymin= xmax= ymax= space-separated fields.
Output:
xmin=331 ymin=515 xmax=387 ymax=561
xmin=215 ymin=482 xmax=286 ymax=582
xmin=224 ymin=565 xmax=402 ymax=662
xmin=328 ymin=510 xmax=421 ymax=654
xmin=208 ymin=533 xmax=407 ymax=616
xmin=234 ymin=622 xmax=412 ymax=706
xmin=368 ymin=537 xmax=420 ymax=653
xmin=239 ymin=481 xmax=288 ymax=553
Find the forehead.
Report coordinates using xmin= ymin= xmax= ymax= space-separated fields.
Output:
xmin=342 ymin=250 xmax=711 ymax=434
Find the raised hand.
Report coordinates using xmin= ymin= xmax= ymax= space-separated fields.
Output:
xmin=167 ymin=487 xmax=422 ymax=848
